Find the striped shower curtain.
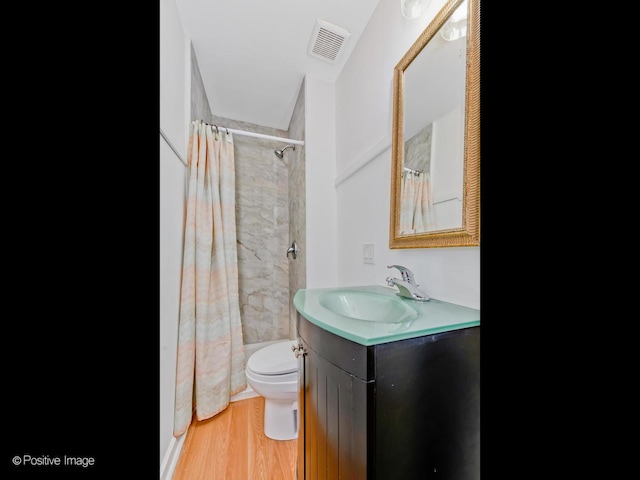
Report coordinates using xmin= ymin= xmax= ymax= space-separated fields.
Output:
xmin=173 ymin=120 xmax=246 ymax=437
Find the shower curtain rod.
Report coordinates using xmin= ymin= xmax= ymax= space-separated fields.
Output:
xmin=199 ymin=121 xmax=305 ymax=146
xmin=161 ymin=122 xmax=305 ymax=168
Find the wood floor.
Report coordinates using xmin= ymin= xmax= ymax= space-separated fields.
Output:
xmin=172 ymin=396 xmax=298 ymax=480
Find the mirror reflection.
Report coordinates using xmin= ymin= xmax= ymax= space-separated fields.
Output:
xmin=401 ymin=0 xmax=467 ymax=235
xmin=390 ymin=0 xmax=479 ymax=248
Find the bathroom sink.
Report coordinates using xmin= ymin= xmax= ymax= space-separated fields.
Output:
xmin=318 ymin=289 xmax=419 ymax=323
xmin=294 ymin=285 xmax=480 ymax=346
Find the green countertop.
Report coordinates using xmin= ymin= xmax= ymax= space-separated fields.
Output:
xmin=293 ymin=285 xmax=480 ymax=346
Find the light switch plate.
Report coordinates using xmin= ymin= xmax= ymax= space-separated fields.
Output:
xmin=363 ymin=243 xmax=375 ymax=264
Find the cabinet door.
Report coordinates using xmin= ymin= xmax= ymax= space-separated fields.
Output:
xmin=375 ymin=327 xmax=480 ymax=480
xmin=298 ymin=337 xmax=370 ymax=480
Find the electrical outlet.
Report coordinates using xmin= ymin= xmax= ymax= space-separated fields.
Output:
xmin=363 ymin=243 xmax=375 ymax=264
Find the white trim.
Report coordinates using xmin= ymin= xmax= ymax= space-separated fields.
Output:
xmin=433 ymin=190 xmax=462 ymax=205
xmin=230 ymin=384 xmax=259 ymax=402
xmin=160 ymin=129 xmax=188 ymax=166
xmin=334 ymin=134 xmax=392 ymax=186
xmin=160 ymin=430 xmax=187 ymax=480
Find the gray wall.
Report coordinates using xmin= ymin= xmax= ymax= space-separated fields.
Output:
xmin=190 ymin=45 xmax=213 ymax=122
xmin=404 ymin=123 xmax=432 ymax=174
xmin=209 ymin=115 xmax=295 ymax=345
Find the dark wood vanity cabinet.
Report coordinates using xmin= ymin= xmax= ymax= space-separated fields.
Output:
xmin=296 ymin=314 xmax=479 ymax=480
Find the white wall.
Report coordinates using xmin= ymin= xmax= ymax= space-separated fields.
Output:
xmin=160 ymin=0 xmax=189 ymax=153
xmin=332 ymin=0 xmax=479 ymax=309
xmin=159 ymin=135 xmax=187 ymax=451
xmin=160 ymin=0 xmax=189 ymax=473
xmin=304 ymin=76 xmax=338 ymax=288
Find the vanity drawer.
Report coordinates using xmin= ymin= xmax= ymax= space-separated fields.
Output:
xmin=297 ymin=312 xmax=375 ymax=381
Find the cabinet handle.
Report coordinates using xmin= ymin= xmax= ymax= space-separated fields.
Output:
xmin=291 ymin=342 xmax=306 ymax=358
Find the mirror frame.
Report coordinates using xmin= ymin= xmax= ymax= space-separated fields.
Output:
xmin=389 ymin=0 xmax=480 ymax=248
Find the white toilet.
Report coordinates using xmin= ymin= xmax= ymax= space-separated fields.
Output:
xmin=245 ymin=339 xmax=300 ymax=440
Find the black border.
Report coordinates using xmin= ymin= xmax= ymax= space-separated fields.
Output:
xmin=4 ymin=5 xmax=159 ymax=477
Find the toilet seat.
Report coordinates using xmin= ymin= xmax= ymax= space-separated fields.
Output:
xmin=246 ymin=340 xmax=298 ymax=376
xmin=246 ymin=368 xmax=298 ymax=384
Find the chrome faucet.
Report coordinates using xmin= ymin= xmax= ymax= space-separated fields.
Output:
xmin=386 ymin=265 xmax=430 ymax=301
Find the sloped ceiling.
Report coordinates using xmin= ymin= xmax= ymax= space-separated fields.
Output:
xmin=175 ymin=0 xmax=381 ymax=130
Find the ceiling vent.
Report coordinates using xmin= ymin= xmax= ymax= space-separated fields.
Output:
xmin=307 ymin=19 xmax=351 ymax=64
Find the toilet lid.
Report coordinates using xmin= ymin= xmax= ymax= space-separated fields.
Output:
xmin=247 ymin=341 xmax=298 ymax=375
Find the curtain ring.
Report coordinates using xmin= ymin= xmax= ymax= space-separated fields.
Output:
xmin=213 ymin=125 xmax=219 ymax=134
xmin=225 ymin=127 xmax=229 ymax=134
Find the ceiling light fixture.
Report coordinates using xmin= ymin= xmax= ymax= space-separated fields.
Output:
xmin=400 ymin=0 xmax=431 ymax=20
xmin=440 ymin=0 xmax=468 ymax=41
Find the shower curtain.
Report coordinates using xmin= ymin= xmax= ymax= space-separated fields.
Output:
xmin=173 ymin=120 xmax=246 ymax=437
xmin=399 ymin=171 xmax=434 ymax=234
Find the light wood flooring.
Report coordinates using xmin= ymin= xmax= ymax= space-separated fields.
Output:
xmin=172 ymin=396 xmax=298 ymax=480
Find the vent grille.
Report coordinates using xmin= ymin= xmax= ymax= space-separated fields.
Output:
xmin=307 ymin=19 xmax=351 ymax=64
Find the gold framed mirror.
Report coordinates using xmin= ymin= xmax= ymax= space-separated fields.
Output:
xmin=389 ymin=0 xmax=479 ymax=248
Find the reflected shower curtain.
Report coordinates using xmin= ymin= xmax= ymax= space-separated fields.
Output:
xmin=173 ymin=120 xmax=246 ymax=437
xmin=399 ymin=171 xmax=434 ymax=234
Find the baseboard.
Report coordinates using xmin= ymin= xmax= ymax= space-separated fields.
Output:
xmin=230 ymin=384 xmax=259 ymax=402
xmin=160 ymin=430 xmax=187 ymax=480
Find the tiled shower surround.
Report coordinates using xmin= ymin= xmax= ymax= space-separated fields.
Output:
xmin=213 ymin=115 xmax=291 ymax=344
xmin=191 ymin=46 xmax=306 ymax=345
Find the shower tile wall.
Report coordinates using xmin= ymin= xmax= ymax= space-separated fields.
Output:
xmin=190 ymin=45 xmax=213 ymax=122
xmin=210 ymin=115 xmax=291 ymax=345
xmin=404 ymin=123 xmax=432 ymax=173
xmin=287 ymin=80 xmax=306 ymax=340
xmin=191 ymin=52 xmax=306 ymax=346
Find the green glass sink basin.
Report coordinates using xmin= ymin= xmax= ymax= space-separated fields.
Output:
xmin=294 ymin=285 xmax=480 ymax=346
xmin=318 ymin=289 xmax=419 ymax=323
